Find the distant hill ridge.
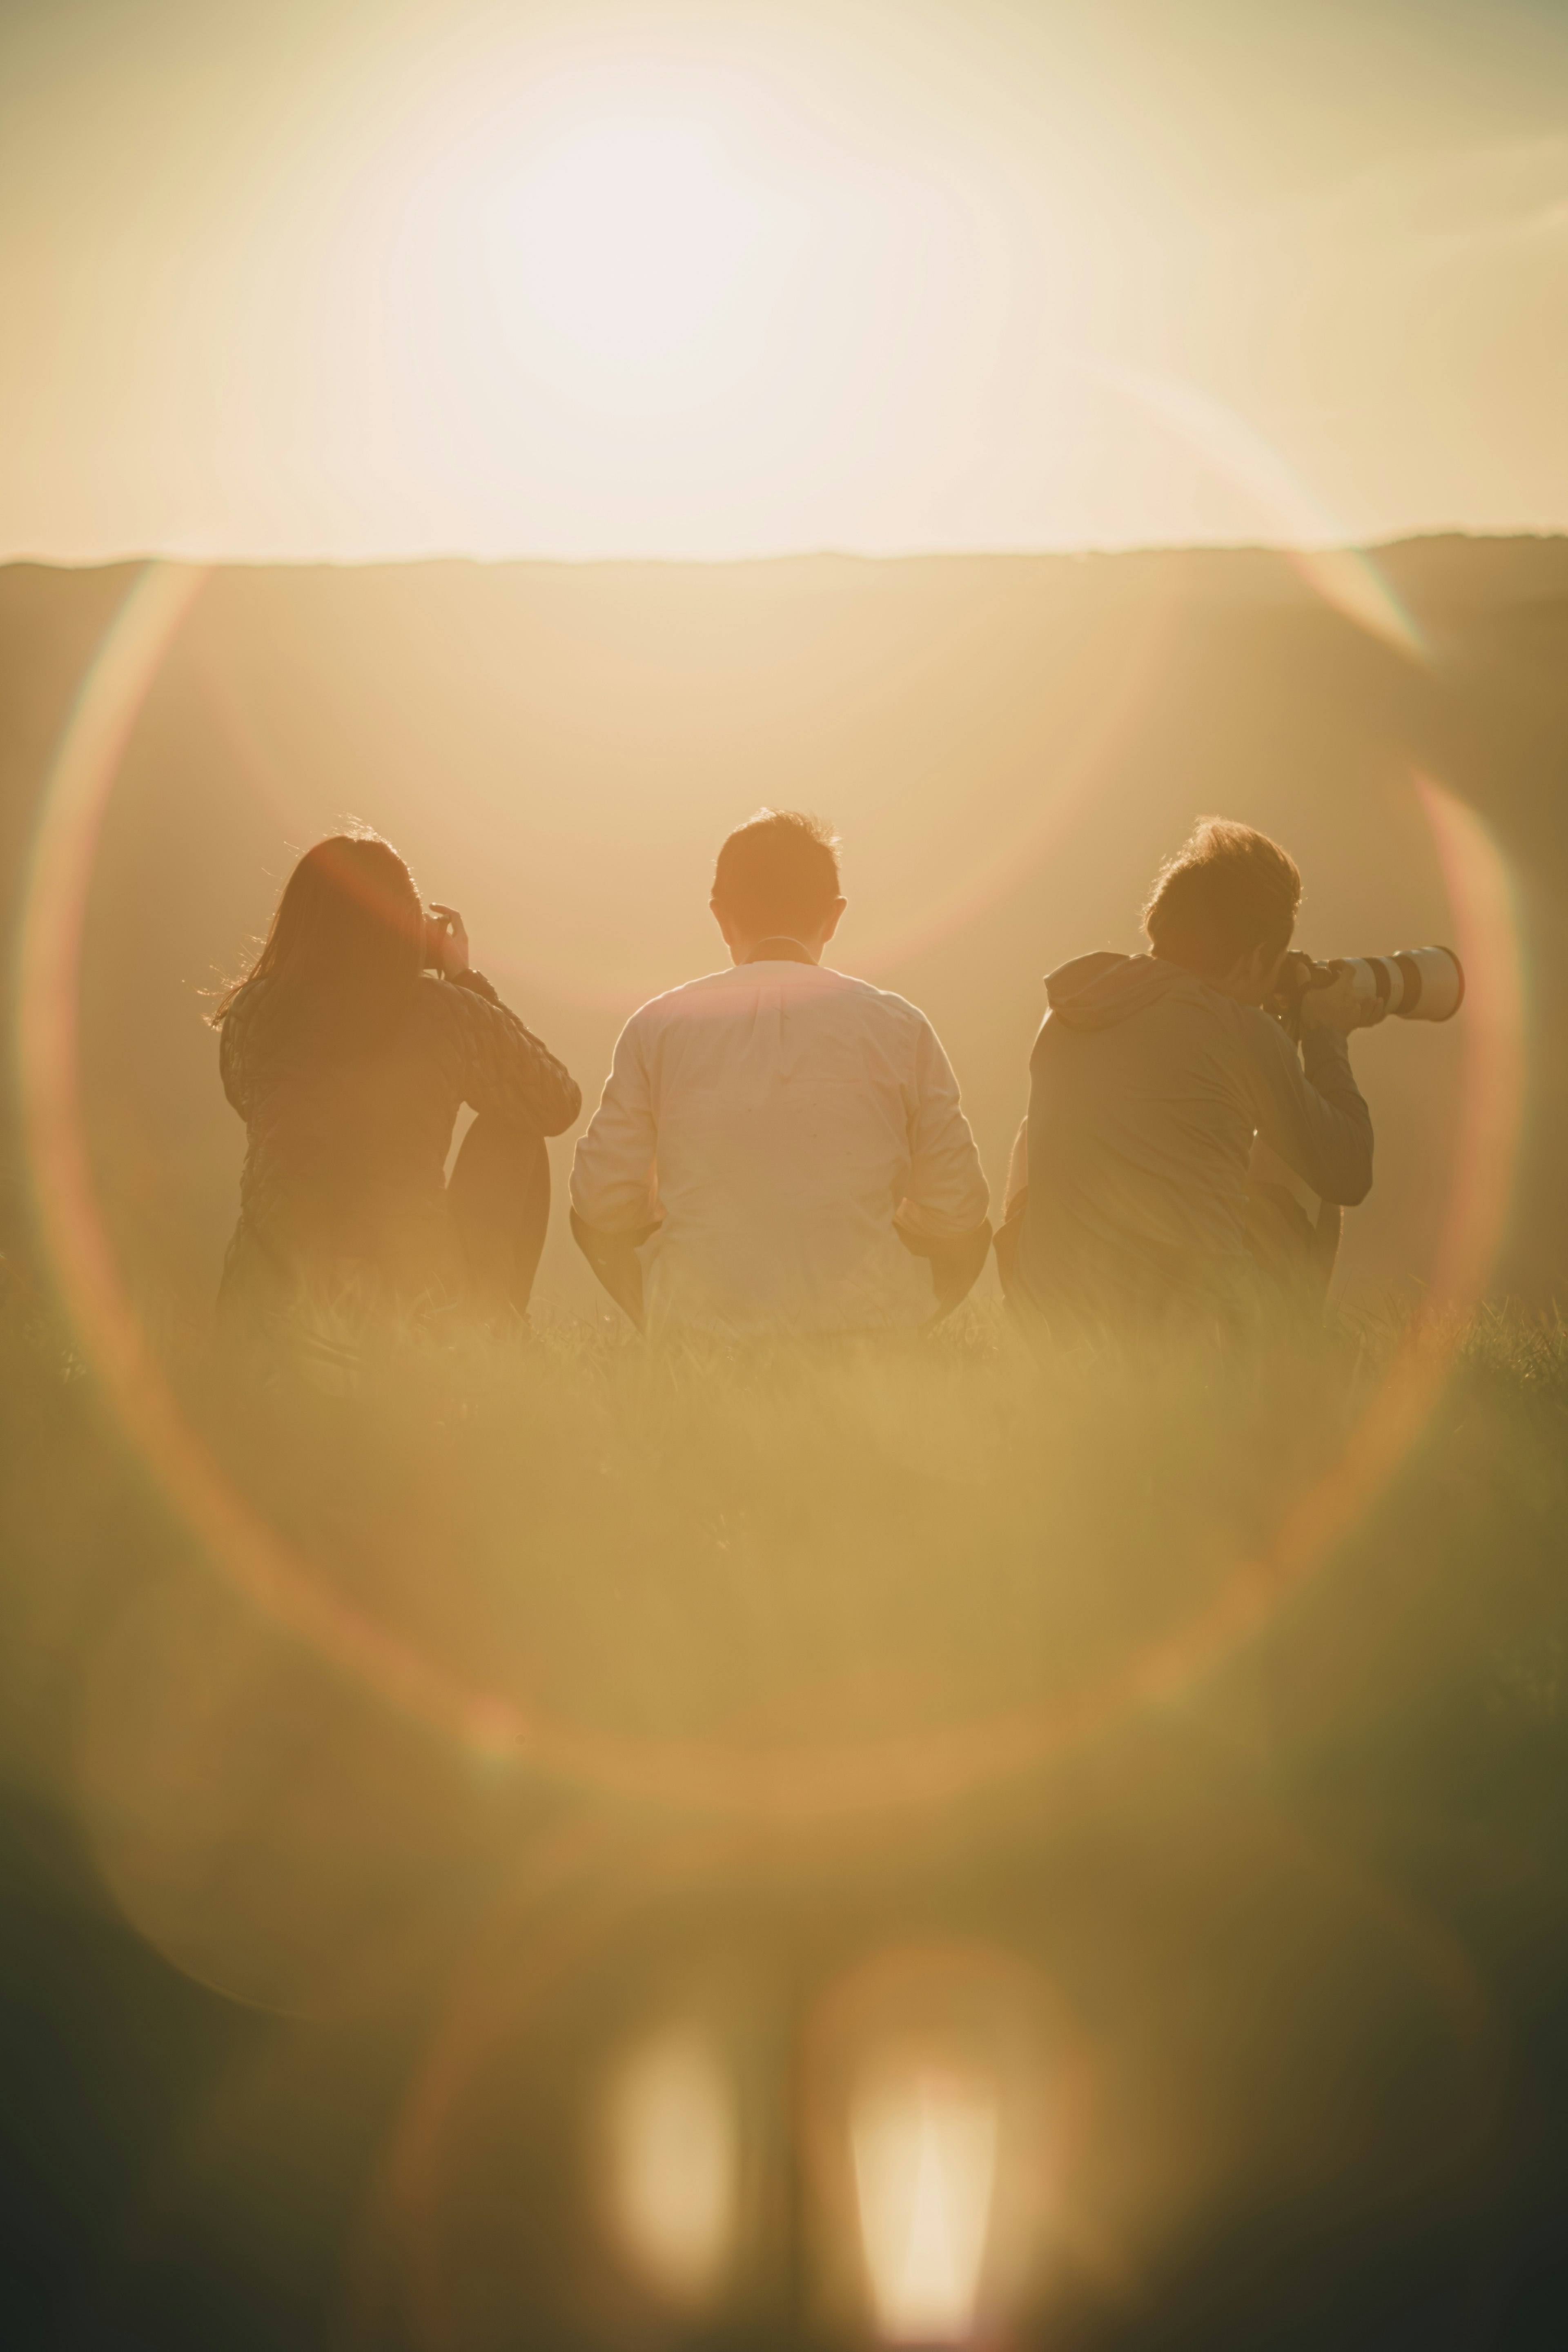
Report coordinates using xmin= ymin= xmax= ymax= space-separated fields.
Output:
xmin=5 ymin=528 xmax=1568 ymax=601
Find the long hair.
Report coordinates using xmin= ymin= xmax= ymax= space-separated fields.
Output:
xmin=212 ymin=831 xmax=425 ymax=1056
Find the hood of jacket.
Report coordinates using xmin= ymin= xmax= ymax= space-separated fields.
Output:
xmin=1044 ymin=951 xmax=1191 ymax=1031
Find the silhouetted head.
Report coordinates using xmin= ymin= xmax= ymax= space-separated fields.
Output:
xmin=1143 ymin=819 xmax=1301 ymax=1000
xmin=214 ymin=831 xmax=425 ymax=1050
xmin=710 ymin=810 xmax=846 ymax=964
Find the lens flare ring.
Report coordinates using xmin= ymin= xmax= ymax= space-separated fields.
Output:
xmin=16 ymin=564 xmax=1529 ymax=1822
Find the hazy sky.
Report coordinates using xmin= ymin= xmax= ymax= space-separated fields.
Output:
xmin=3 ymin=0 xmax=1565 ymax=559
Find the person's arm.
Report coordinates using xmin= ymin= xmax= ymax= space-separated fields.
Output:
xmin=425 ymin=903 xmax=580 ymax=1137
xmin=895 ymin=1020 xmax=991 ymax=1314
xmin=897 ymin=1020 xmax=991 ymax=1237
xmin=448 ymin=971 xmax=582 ymax=1136
xmin=569 ymin=1017 xmax=661 ymax=1236
xmin=1245 ymin=995 xmax=1373 ymax=1208
xmin=569 ymin=1017 xmax=661 ymax=1327
xmin=423 ymin=898 xmax=583 ymax=1138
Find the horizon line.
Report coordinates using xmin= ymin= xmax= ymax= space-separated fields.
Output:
xmin=3 ymin=526 xmax=1566 ymax=575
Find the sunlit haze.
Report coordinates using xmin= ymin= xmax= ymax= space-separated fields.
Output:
xmin=3 ymin=0 xmax=1566 ymax=559
xmin=484 ymin=117 xmax=794 ymax=417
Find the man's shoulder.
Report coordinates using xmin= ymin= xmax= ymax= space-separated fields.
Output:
xmin=623 ymin=968 xmax=736 ymax=1023
xmin=817 ymin=966 xmax=932 ymax=1026
xmin=627 ymin=965 xmax=929 ymax=1025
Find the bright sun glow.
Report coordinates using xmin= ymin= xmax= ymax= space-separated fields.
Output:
xmin=484 ymin=116 xmax=791 ymax=416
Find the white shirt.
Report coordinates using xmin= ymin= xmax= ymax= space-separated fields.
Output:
xmin=570 ymin=958 xmax=989 ymax=1336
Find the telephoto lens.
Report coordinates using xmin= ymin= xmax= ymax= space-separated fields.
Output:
xmin=1338 ymin=946 xmax=1464 ymax=1026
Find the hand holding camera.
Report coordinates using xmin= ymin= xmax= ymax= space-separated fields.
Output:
xmin=1297 ymin=961 xmax=1361 ymax=1038
xmin=423 ymin=902 xmax=470 ymax=980
xmin=1270 ymin=944 xmax=1464 ymax=1042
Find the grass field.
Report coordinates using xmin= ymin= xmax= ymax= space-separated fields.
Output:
xmin=2 ymin=1280 xmax=1567 ymax=2345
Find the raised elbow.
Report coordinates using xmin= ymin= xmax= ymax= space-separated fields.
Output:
xmin=540 ymin=1077 xmax=584 ymax=1138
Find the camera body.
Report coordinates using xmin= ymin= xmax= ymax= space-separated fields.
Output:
xmin=1274 ymin=945 xmax=1464 ymax=1037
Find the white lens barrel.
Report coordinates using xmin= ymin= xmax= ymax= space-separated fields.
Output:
xmin=1338 ymin=947 xmax=1464 ymax=1025
xmin=1341 ymin=960 xmax=1390 ymax=1025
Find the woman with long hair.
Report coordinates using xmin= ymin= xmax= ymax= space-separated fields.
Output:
xmin=212 ymin=831 xmax=579 ymax=1349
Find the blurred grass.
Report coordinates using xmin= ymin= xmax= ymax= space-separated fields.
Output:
xmin=3 ymin=1271 xmax=1568 ymax=2345
xmin=193 ymin=1293 xmax=1568 ymax=1777
xmin=4 ymin=1273 xmax=1568 ymax=1804
xmin=189 ymin=1302 xmax=1370 ymax=1761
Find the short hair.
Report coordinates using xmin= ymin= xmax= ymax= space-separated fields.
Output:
xmin=1143 ymin=819 xmax=1301 ymax=978
xmin=711 ymin=809 xmax=842 ymax=935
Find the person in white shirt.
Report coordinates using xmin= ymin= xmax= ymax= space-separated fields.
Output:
xmin=570 ymin=810 xmax=991 ymax=1336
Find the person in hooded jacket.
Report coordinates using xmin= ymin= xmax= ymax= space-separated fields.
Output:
xmin=996 ymin=819 xmax=1370 ymax=1339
